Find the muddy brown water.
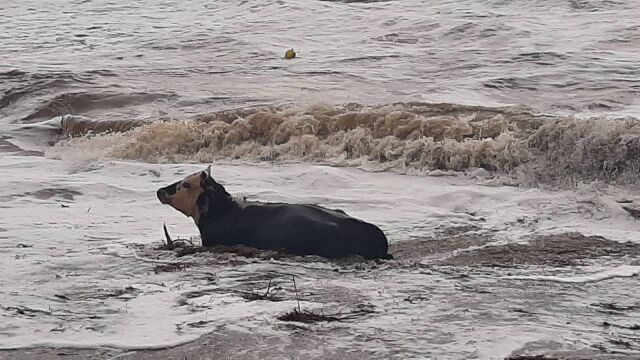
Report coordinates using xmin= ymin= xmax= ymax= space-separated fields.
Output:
xmin=2 ymin=230 xmax=640 ymax=359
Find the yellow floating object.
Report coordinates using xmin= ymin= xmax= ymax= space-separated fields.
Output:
xmin=284 ymin=48 xmax=296 ymax=59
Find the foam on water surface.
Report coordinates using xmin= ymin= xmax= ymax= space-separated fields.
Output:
xmin=1 ymin=155 xmax=640 ymax=357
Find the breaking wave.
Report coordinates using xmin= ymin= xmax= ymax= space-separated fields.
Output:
xmin=20 ymin=91 xmax=168 ymax=123
xmin=20 ymin=114 xmax=146 ymax=136
xmin=47 ymin=103 xmax=640 ymax=188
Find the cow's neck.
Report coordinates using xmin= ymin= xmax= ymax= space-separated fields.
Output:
xmin=198 ymin=188 xmax=241 ymax=227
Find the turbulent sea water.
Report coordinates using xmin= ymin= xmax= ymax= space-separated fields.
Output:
xmin=1 ymin=0 xmax=640 ymax=359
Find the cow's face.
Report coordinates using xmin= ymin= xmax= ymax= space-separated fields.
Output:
xmin=157 ymin=166 xmax=211 ymax=224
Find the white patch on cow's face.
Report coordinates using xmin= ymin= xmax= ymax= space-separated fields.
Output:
xmin=157 ymin=169 xmax=208 ymax=224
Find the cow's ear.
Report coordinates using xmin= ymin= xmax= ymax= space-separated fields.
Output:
xmin=201 ymin=165 xmax=212 ymax=181
xmin=200 ymin=165 xmax=212 ymax=183
xmin=200 ymin=165 xmax=217 ymax=189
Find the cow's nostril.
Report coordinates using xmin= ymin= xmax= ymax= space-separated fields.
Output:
xmin=157 ymin=189 xmax=168 ymax=204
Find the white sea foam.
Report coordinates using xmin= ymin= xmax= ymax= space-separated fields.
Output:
xmin=502 ymin=265 xmax=640 ymax=283
xmin=1 ymin=156 xmax=639 ymax=354
xmin=44 ymin=103 xmax=640 ymax=190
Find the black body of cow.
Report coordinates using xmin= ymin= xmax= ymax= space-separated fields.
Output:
xmin=157 ymin=171 xmax=392 ymax=260
xmin=198 ymin=188 xmax=390 ymax=259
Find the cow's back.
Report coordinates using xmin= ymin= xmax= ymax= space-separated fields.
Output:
xmin=202 ymin=202 xmax=390 ymax=259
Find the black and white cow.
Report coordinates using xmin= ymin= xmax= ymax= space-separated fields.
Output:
xmin=157 ymin=166 xmax=392 ymax=260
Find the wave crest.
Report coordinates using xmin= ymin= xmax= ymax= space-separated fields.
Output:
xmin=47 ymin=103 xmax=640 ymax=188
xmin=109 ymin=104 xmax=529 ymax=172
xmin=522 ymin=116 xmax=640 ymax=187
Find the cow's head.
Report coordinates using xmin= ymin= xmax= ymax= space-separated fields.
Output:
xmin=157 ymin=166 xmax=229 ymax=224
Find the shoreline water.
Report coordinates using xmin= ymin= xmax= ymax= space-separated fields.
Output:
xmin=1 ymin=159 xmax=639 ymax=358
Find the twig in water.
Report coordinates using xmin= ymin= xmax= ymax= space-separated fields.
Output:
xmin=241 ymin=279 xmax=284 ymax=302
xmin=277 ymin=307 xmax=375 ymax=323
xmin=292 ymin=275 xmax=301 ymax=313
xmin=264 ymin=279 xmax=272 ymax=298
xmin=163 ymin=222 xmax=174 ymax=250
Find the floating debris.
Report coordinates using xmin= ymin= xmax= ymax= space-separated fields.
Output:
xmin=284 ymin=48 xmax=296 ymax=59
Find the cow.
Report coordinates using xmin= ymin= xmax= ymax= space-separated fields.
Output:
xmin=156 ymin=166 xmax=392 ymax=260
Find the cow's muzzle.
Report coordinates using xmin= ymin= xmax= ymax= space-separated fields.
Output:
xmin=157 ymin=189 xmax=169 ymax=204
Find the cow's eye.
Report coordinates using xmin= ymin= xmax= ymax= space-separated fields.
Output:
xmin=182 ymin=182 xmax=191 ymax=189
